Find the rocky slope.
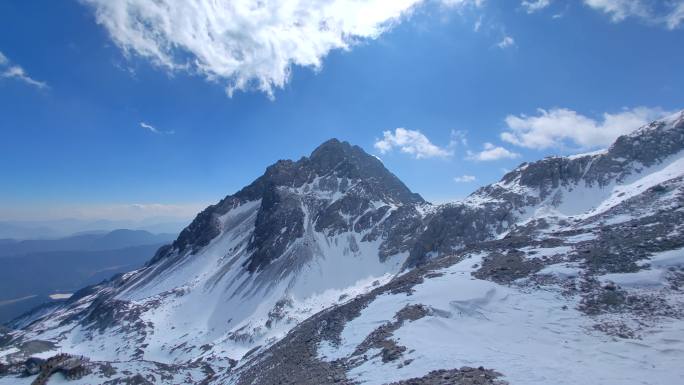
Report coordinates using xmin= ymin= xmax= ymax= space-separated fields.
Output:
xmin=1 ymin=111 xmax=683 ymax=385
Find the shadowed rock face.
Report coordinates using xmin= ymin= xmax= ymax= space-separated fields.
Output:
xmin=245 ymin=184 xmax=305 ymax=272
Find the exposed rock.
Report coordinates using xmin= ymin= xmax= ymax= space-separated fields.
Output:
xmin=386 ymin=367 xmax=505 ymax=385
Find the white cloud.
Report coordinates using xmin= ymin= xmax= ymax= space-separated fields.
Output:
xmin=454 ymin=174 xmax=476 ymax=182
xmin=497 ymin=35 xmax=515 ymax=48
xmin=583 ymin=0 xmax=684 ymax=29
xmin=375 ymin=128 xmax=453 ymax=159
xmin=467 ymin=142 xmax=520 ymax=161
xmin=500 ymin=106 xmax=669 ymax=150
xmin=75 ymin=0 xmax=684 ymax=100
xmin=0 ymin=51 xmax=48 ymax=89
xmin=80 ymin=0 xmax=435 ymax=97
xmin=522 ymin=0 xmax=551 ymax=13
xmin=1 ymin=66 xmax=48 ymax=89
xmin=473 ymin=16 xmax=483 ymax=31
xmin=140 ymin=122 xmax=159 ymax=133
xmin=449 ymin=129 xmax=468 ymax=147
xmin=666 ymin=3 xmax=684 ymax=29
xmin=584 ymin=0 xmax=648 ymax=21
xmin=441 ymin=0 xmax=487 ymax=8
xmin=140 ymin=121 xmax=174 ymax=135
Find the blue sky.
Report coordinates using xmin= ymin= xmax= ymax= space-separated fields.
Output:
xmin=1 ymin=0 xmax=683 ymax=222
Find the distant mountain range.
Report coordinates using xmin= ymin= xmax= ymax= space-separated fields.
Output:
xmin=0 ymin=218 xmax=189 ymax=240
xmin=0 ymin=229 xmax=177 ymax=323
xmin=0 ymin=229 xmax=176 ymax=257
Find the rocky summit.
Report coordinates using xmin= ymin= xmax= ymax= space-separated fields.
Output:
xmin=1 ymin=111 xmax=684 ymax=385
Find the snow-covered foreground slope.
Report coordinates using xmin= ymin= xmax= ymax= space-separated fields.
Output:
xmin=1 ymin=111 xmax=683 ymax=384
xmin=321 ymin=252 xmax=684 ymax=385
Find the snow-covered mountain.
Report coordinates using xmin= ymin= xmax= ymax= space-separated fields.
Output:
xmin=408 ymin=110 xmax=684 ymax=266
xmin=1 ymin=111 xmax=683 ymax=385
xmin=1 ymin=139 xmax=432 ymax=372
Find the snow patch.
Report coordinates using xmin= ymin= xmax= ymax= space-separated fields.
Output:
xmin=49 ymin=293 xmax=73 ymax=300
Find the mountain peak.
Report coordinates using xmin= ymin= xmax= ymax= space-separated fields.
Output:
xmin=310 ymin=137 xmax=348 ymax=152
xmin=234 ymin=138 xmax=423 ymax=204
xmin=163 ymin=138 xmax=425 ymax=261
xmin=309 ymin=138 xmax=356 ymax=159
xmin=308 ymin=138 xmax=377 ymax=175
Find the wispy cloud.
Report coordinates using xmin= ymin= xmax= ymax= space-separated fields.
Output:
xmin=79 ymin=0 xmax=494 ymax=98
xmin=140 ymin=122 xmax=174 ymax=135
xmin=467 ymin=142 xmax=520 ymax=161
xmin=521 ymin=0 xmax=551 ymax=13
xmin=500 ymin=106 xmax=669 ymax=150
xmin=473 ymin=15 xmax=484 ymax=31
xmin=0 ymin=51 xmax=48 ymax=89
xmin=583 ymin=0 xmax=684 ymax=29
xmin=497 ymin=35 xmax=515 ymax=49
xmin=454 ymin=174 xmax=477 ymax=182
xmin=375 ymin=128 xmax=453 ymax=159
xmin=449 ymin=130 xmax=469 ymax=147
xmin=666 ymin=3 xmax=684 ymax=29
xmin=76 ymin=0 xmax=683 ymax=101
xmin=441 ymin=0 xmax=487 ymax=9
xmin=583 ymin=0 xmax=649 ymax=22
xmin=80 ymin=0 xmax=433 ymax=98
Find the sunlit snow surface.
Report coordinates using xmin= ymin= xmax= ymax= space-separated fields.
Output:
xmin=318 ymin=253 xmax=684 ymax=385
